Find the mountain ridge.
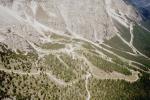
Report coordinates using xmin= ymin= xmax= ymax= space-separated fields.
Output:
xmin=0 ymin=0 xmax=150 ymax=100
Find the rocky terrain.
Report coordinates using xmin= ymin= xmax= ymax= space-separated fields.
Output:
xmin=0 ymin=0 xmax=150 ymax=100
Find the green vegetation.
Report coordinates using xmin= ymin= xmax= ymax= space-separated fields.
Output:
xmin=133 ymin=24 xmax=150 ymax=57
xmin=40 ymin=43 xmax=65 ymax=50
xmin=59 ymin=53 xmax=87 ymax=76
xmin=89 ymin=73 xmax=150 ymax=100
xmin=93 ymin=44 xmax=124 ymax=63
xmin=142 ymin=20 xmax=150 ymax=30
xmin=113 ymin=19 xmax=131 ymax=42
xmin=80 ymin=41 xmax=132 ymax=75
xmin=101 ymin=44 xmax=150 ymax=69
xmin=83 ymin=52 xmax=131 ymax=75
xmin=82 ymin=42 xmax=95 ymax=50
xmin=50 ymin=34 xmax=70 ymax=40
xmin=0 ymin=31 xmax=150 ymax=100
xmin=104 ymin=35 xmax=133 ymax=53
xmin=1 ymin=70 xmax=149 ymax=100
xmin=0 ymin=43 xmax=38 ymax=72
xmin=132 ymin=62 xmax=149 ymax=71
xmin=0 ymin=71 xmax=87 ymax=100
xmin=43 ymin=54 xmax=77 ymax=82
xmin=49 ymin=34 xmax=73 ymax=43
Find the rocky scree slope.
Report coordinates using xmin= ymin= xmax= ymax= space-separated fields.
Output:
xmin=0 ymin=0 xmax=150 ymax=100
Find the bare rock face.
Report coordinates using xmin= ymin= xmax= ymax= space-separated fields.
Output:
xmin=110 ymin=0 xmax=140 ymax=21
xmin=0 ymin=0 xmax=141 ymax=50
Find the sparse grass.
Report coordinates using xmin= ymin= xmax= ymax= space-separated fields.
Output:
xmin=101 ymin=44 xmax=150 ymax=69
xmin=51 ymin=34 xmax=70 ymax=40
xmin=50 ymin=34 xmax=73 ymax=43
xmin=83 ymin=52 xmax=131 ymax=75
xmin=41 ymin=43 xmax=65 ymax=50
xmin=133 ymin=24 xmax=150 ymax=57
xmin=82 ymin=42 xmax=95 ymax=50
xmin=104 ymin=35 xmax=133 ymax=53
xmin=79 ymin=42 xmax=132 ymax=75
xmin=131 ymin=62 xmax=149 ymax=71
xmin=141 ymin=20 xmax=150 ymax=30
xmin=113 ymin=19 xmax=131 ymax=42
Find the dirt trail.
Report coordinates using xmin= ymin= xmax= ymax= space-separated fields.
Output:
xmin=85 ymin=72 xmax=91 ymax=100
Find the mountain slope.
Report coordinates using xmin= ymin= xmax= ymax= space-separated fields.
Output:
xmin=0 ymin=0 xmax=150 ymax=100
xmin=0 ymin=0 xmax=141 ymax=43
